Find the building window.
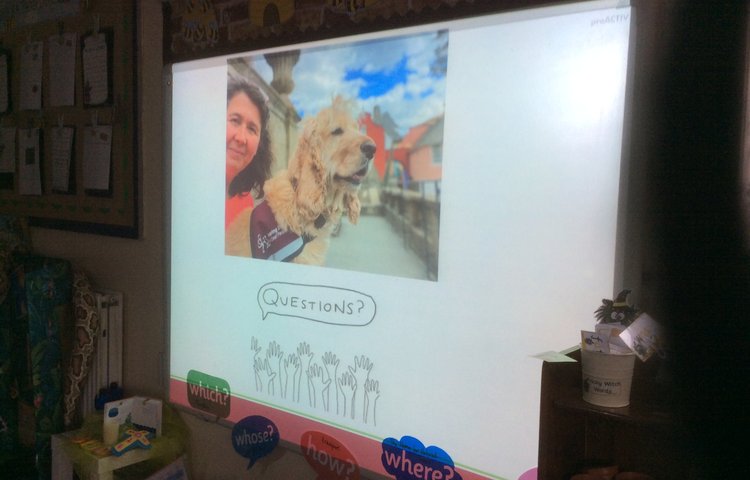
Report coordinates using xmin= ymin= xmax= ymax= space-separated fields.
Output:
xmin=432 ymin=145 xmax=443 ymax=164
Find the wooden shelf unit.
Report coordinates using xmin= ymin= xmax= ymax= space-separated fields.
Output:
xmin=537 ymin=350 xmax=693 ymax=480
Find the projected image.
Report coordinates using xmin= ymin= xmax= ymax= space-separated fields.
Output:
xmin=225 ymin=31 xmax=447 ymax=281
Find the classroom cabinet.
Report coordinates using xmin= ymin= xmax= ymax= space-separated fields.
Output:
xmin=537 ymin=350 xmax=693 ymax=480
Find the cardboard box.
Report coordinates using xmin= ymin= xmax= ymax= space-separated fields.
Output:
xmin=103 ymin=397 xmax=162 ymax=438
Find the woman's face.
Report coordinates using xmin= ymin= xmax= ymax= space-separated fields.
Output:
xmin=226 ymin=91 xmax=262 ymax=185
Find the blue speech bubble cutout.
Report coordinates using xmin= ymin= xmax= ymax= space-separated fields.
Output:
xmin=231 ymin=415 xmax=280 ymax=469
xmin=381 ymin=435 xmax=463 ymax=480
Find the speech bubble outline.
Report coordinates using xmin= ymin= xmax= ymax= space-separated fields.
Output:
xmin=231 ymin=415 xmax=280 ymax=469
xmin=257 ymin=282 xmax=376 ymax=327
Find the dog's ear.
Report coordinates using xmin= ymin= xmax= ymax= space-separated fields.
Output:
xmin=292 ymin=124 xmax=328 ymax=223
xmin=344 ymin=191 xmax=360 ymax=225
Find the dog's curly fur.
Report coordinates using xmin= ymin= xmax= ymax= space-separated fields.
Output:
xmin=262 ymin=96 xmax=376 ymax=264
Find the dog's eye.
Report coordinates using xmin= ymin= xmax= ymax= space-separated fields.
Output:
xmin=331 ymin=127 xmax=344 ymax=136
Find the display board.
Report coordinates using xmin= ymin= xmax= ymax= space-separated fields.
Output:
xmin=0 ymin=1 xmax=138 ymax=237
xmin=168 ymin=1 xmax=634 ymax=478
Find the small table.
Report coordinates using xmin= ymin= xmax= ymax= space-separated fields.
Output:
xmin=51 ymin=430 xmax=156 ymax=480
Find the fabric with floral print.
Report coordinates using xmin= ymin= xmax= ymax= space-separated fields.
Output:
xmin=9 ymin=254 xmax=72 ymax=479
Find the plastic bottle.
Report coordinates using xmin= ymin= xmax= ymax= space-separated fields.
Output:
xmin=103 ymin=407 xmax=120 ymax=446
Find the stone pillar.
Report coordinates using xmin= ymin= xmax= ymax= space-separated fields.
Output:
xmin=263 ymin=50 xmax=300 ymax=98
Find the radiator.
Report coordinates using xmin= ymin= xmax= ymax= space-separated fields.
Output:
xmin=80 ymin=290 xmax=123 ymax=417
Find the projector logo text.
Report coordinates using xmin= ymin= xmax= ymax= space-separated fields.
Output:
xmin=591 ymin=14 xmax=629 ymax=27
xmin=187 ymin=369 xmax=231 ymax=418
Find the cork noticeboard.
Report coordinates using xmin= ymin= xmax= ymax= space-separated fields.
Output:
xmin=0 ymin=1 xmax=138 ymax=238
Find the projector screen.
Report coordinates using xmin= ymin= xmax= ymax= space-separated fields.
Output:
xmin=168 ymin=1 xmax=633 ymax=478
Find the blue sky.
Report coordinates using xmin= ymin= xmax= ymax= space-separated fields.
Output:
xmin=250 ymin=30 xmax=447 ymax=137
xmin=345 ymin=55 xmax=411 ymax=100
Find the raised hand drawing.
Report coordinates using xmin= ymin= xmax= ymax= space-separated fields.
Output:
xmin=248 ymin=337 xmax=383 ymax=427
xmin=307 ymin=363 xmax=331 ymax=411
xmin=348 ymin=355 xmax=373 ymax=421
xmin=251 ymin=336 xmax=262 ymax=357
xmin=322 ymin=351 xmax=341 ymax=415
xmin=254 ymin=357 xmax=276 ymax=394
xmin=286 ymin=353 xmax=302 ymax=402
xmin=338 ymin=371 xmax=357 ymax=420
xmin=364 ymin=378 xmax=380 ymax=425
xmin=267 ymin=341 xmax=285 ymax=397
xmin=280 ymin=354 xmax=290 ymax=399
xmin=264 ymin=354 xmax=278 ymax=396
xmin=250 ymin=336 xmax=263 ymax=390
xmin=297 ymin=342 xmax=315 ymax=407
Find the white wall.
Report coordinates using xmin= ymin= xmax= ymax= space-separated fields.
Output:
xmin=32 ymin=1 xmax=165 ymax=399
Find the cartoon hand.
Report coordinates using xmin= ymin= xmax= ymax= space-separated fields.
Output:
xmin=253 ymin=358 xmax=266 ymax=393
xmin=279 ymin=356 xmax=289 ymax=398
xmin=297 ymin=342 xmax=315 ymax=371
xmin=254 ymin=358 xmax=276 ymax=394
xmin=264 ymin=355 xmax=278 ymax=396
xmin=251 ymin=337 xmax=262 ymax=358
xmin=251 ymin=337 xmax=263 ymax=390
xmin=267 ymin=341 xmax=284 ymax=394
xmin=286 ymin=353 xmax=301 ymax=402
xmin=322 ymin=351 xmax=340 ymax=379
xmin=297 ymin=342 xmax=315 ymax=406
xmin=308 ymin=363 xmax=331 ymax=410
xmin=338 ymin=371 xmax=356 ymax=419
xmin=348 ymin=355 xmax=373 ymax=388
xmin=322 ymin=352 xmax=341 ymax=414
xmin=263 ymin=358 xmax=277 ymax=393
xmin=348 ymin=355 xmax=373 ymax=420
xmin=268 ymin=341 xmax=283 ymax=362
xmin=364 ymin=378 xmax=380 ymax=425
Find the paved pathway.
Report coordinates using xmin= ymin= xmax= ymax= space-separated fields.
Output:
xmin=326 ymin=214 xmax=430 ymax=280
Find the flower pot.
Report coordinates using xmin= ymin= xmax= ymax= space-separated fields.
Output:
xmin=581 ymin=349 xmax=636 ymax=407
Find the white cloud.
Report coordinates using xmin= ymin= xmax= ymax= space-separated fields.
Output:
xmin=252 ymin=30 xmax=447 ymax=133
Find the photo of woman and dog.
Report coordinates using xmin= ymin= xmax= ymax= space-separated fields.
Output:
xmin=224 ymin=31 xmax=448 ymax=282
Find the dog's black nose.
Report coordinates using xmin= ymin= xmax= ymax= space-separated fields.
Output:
xmin=360 ymin=141 xmax=376 ymax=160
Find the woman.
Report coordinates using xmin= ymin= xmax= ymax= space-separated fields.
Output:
xmin=225 ymin=78 xmax=273 ymax=256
